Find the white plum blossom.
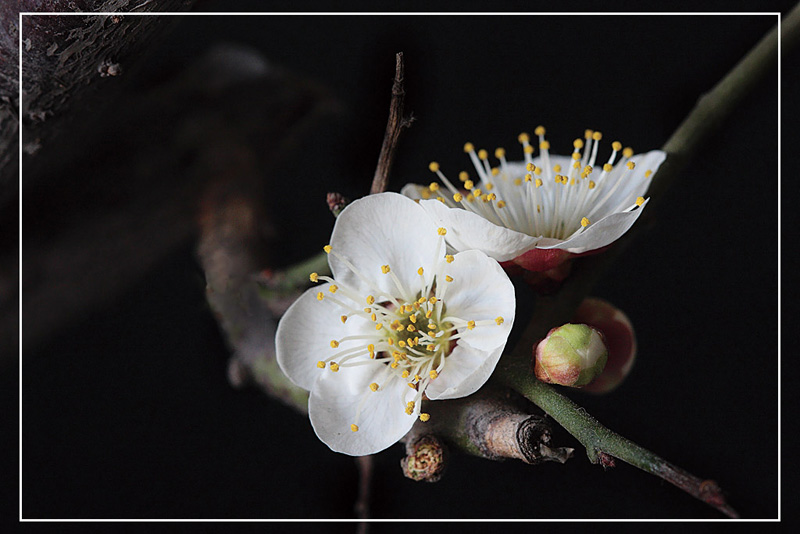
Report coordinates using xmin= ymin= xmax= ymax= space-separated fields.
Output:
xmin=276 ymin=193 xmax=516 ymax=456
xmin=402 ymin=127 xmax=666 ymax=272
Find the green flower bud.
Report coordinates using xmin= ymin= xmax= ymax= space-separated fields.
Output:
xmin=534 ymin=323 xmax=608 ymax=387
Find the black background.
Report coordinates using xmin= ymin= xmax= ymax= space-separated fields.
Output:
xmin=17 ymin=3 xmax=787 ymax=523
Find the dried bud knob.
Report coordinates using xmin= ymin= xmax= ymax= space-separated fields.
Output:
xmin=534 ymin=323 xmax=608 ymax=387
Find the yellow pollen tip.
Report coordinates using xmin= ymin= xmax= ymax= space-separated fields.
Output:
xmin=464 ymin=180 xmax=474 ymax=190
xmin=429 ymin=296 xmax=438 ymax=304
xmin=490 ymin=168 xmax=499 ymax=177
xmin=494 ymin=148 xmax=506 ymax=158
xmin=426 ymin=344 xmax=435 ymax=351
xmin=645 ymin=170 xmax=653 ymax=178
xmin=584 ymin=129 xmax=594 ymax=138
xmin=463 ymin=142 xmax=474 ymax=153
xmin=573 ymin=162 xmax=580 ymax=169
xmin=329 ymin=285 xmax=338 ymax=293
xmin=445 ymin=275 xmax=453 ymax=282
xmin=402 ymin=370 xmax=410 ymax=378
xmin=317 ymin=361 xmax=325 ymax=369
xmin=340 ymin=315 xmax=348 ymax=324
xmin=467 ymin=320 xmax=476 ymax=330
xmin=518 ymin=132 xmax=530 ymax=143
xmin=316 ymin=292 xmax=324 ymax=301
xmin=495 ymin=316 xmax=504 ymax=325
xmin=524 ymin=174 xmax=532 ymax=183
xmin=534 ymin=126 xmax=546 ymax=136
xmin=636 ymin=196 xmax=645 ymax=206
xmin=351 ymin=424 xmax=359 ymax=432
xmin=526 ymin=162 xmax=535 ymax=172
xmin=445 ymin=255 xmax=454 ymax=263
xmin=369 ymin=383 xmax=379 ymax=392
xmin=381 ymin=264 xmax=391 ymax=274
xmin=330 ymin=362 xmax=340 ymax=372
xmin=438 ymin=227 xmax=447 ymax=236
xmin=398 ymin=341 xmax=406 ymax=348
xmin=417 ymin=267 xmax=424 ymax=276
xmin=427 ymin=323 xmax=436 ymax=329
xmin=458 ymin=171 xmax=469 ymax=182
xmin=539 ymin=141 xmax=550 ymax=150
xmin=623 ymin=147 xmax=634 ymax=158
xmin=573 ymin=138 xmax=584 ymax=149
xmin=370 ymin=313 xmax=376 ymax=322
xmin=535 ymin=178 xmax=543 ymax=188
xmin=478 ymin=149 xmax=488 ymax=160
xmin=583 ymin=165 xmax=593 ymax=174
xmin=581 ymin=217 xmax=590 ymax=227
xmin=612 ymin=141 xmax=622 ymax=151
xmin=323 ymin=245 xmax=332 ymax=254
xmin=627 ymin=161 xmax=636 ymax=170
xmin=523 ymin=145 xmax=534 ymax=154
xmin=309 ymin=272 xmax=319 ymax=282
xmin=408 ymin=382 xmax=418 ymax=390
xmin=428 ymin=161 xmax=440 ymax=172
xmin=534 ymin=167 xmax=542 ymax=175
xmin=429 ymin=370 xmax=439 ymax=379
xmin=366 ymin=295 xmax=375 ymax=305
xmin=390 ymin=362 xmax=398 ymax=369
xmin=375 ymin=323 xmax=383 ymax=330
xmin=589 ymin=181 xmax=596 ymax=189
xmin=436 ymin=196 xmax=445 ymax=203
xmin=497 ymin=200 xmax=506 ymax=208
xmin=603 ymin=163 xmax=613 ymax=172
xmin=419 ymin=413 xmax=431 ymax=422
xmin=330 ymin=340 xmax=339 ymax=348
xmin=429 ymin=182 xmax=440 ymax=192
xmin=553 ymin=164 xmax=562 ymax=173
xmin=592 ymin=132 xmax=603 ymax=141
xmin=572 ymin=152 xmax=581 ymax=160
xmin=453 ymin=193 xmax=463 ymax=203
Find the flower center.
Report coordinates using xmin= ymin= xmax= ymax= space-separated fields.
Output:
xmin=421 ymin=126 xmax=652 ymax=241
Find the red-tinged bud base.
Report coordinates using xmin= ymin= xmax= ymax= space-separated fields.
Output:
xmin=573 ymin=297 xmax=636 ymax=394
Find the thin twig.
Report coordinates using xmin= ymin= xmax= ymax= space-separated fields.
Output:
xmin=354 ymin=455 xmax=374 ymax=531
xmin=370 ymin=52 xmax=414 ymax=195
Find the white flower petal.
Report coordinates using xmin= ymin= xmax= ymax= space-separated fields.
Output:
xmin=425 ymin=343 xmax=504 ymax=400
xmin=309 ymin=370 xmax=415 ymax=456
xmin=419 ymin=198 xmax=541 ymax=261
xmin=329 ymin=193 xmax=439 ymax=299
xmin=442 ymin=249 xmax=515 ymax=351
xmin=276 ymin=284 xmax=371 ymax=391
xmin=400 ymin=183 xmax=425 ymax=201
xmin=539 ymin=198 xmax=649 ymax=253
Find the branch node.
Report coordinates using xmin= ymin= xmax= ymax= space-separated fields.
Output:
xmin=401 ymin=433 xmax=448 ymax=483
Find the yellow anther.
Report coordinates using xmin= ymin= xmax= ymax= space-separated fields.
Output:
xmin=323 ymin=245 xmax=332 ymax=254
xmin=583 ymin=165 xmax=593 ymax=174
xmin=553 ymin=164 xmax=562 ymax=173
xmin=584 ymin=129 xmax=594 ymax=138
xmin=445 ymin=275 xmax=453 ymax=282
xmin=572 ymin=152 xmax=581 ymax=161
xmin=390 ymin=362 xmax=398 ymax=369
xmin=351 ymin=424 xmax=359 ymax=432
xmin=573 ymin=138 xmax=584 ymax=149
xmin=409 ymin=315 xmax=417 ymax=325
xmin=405 ymin=406 xmax=414 ymax=415
xmin=436 ymin=196 xmax=445 ymax=203
xmin=466 ymin=194 xmax=474 ymax=202
xmin=592 ymin=131 xmax=603 ymax=141
xmin=381 ymin=264 xmax=391 ymax=274
xmin=623 ymin=147 xmax=634 ymax=158
xmin=414 ymin=374 xmax=422 ymax=383
xmin=486 ymin=193 xmax=496 ymax=201
xmin=428 ymin=323 xmax=436 ymax=330
xmin=535 ymin=178 xmax=543 ymax=188
xmin=408 ymin=382 xmax=418 ymax=390
xmin=402 ymin=370 xmax=410 ymax=378
xmin=636 ymin=196 xmax=645 ymax=206
xmin=589 ymin=181 xmax=596 ymax=189
xmin=495 ymin=316 xmax=504 ymax=325
xmin=573 ymin=162 xmax=580 ymax=169
xmin=317 ymin=361 xmax=325 ymax=369
xmin=417 ymin=267 xmax=424 ymax=276
xmin=426 ymin=344 xmax=435 ymax=351
xmin=418 ymin=297 xmax=427 ymax=304
xmin=330 ymin=362 xmax=340 ymax=372
xmin=539 ymin=141 xmax=550 ymax=150
xmin=497 ymin=200 xmax=506 ymax=208
xmin=612 ymin=141 xmax=622 ymax=151
xmin=421 ymin=189 xmax=431 ymax=200
xmin=534 ymin=125 xmax=546 ymax=136
xmin=407 ymin=401 xmax=415 ymax=409
xmin=581 ymin=217 xmax=590 ymax=227
xmin=398 ymin=340 xmax=406 ymax=348
xmin=429 ymin=296 xmax=438 ymax=304
xmin=464 ymin=180 xmax=474 ymax=190
xmin=534 ymin=167 xmax=543 ymax=175
xmin=429 ymin=182 xmax=440 ymax=191
xmin=526 ymin=162 xmax=535 ymax=172
xmin=478 ymin=149 xmax=488 ymax=160
xmin=330 ymin=340 xmax=339 ymax=348
xmin=473 ymin=188 xmax=482 ymax=197
xmin=364 ymin=307 xmax=371 ymax=313
xmin=513 ymin=178 xmax=522 ymax=186
xmin=370 ymin=313 xmax=376 ymax=322
xmin=523 ymin=145 xmax=534 ymax=154
xmin=428 ymin=161 xmax=440 ymax=172
xmin=645 ymin=170 xmax=653 ymax=178
xmin=429 ymin=370 xmax=439 ymax=379
xmin=627 ymin=161 xmax=636 ymax=170
xmin=329 ymin=285 xmax=338 ymax=293
xmin=340 ymin=315 xmax=348 ymax=324
xmin=524 ymin=174 xmax=532 ymax=182
xmin=419 ymin=413 xmax=431 ymax=422
xmin=438 ymin=227 xmax=447 ymax=236
xmin=463 ymin=142 xmax=475 ymax=153
xmin=366 ymin=295 xmax=375 ymax=305
xmin=554 ymin=175 xmax=562 ymax=184
xmin=396 ymin=324 xmax=406 ymax=331
xmin=494 ymin=147 xmax=506 ymax=159
xmin=445 ymin=255 xmax=454 ymax=263
xmin=369 ymin=383 xmax=379 ymax=392
xmin=425 ymin=310 xmax=433 ymax=319
xmin=375 ymin=323 xmax=383 ymax=330
xmin=387 ymin=338 xmax=394 ymax=345
xmin=453 ymin=192 xmax=463 ymax=202
xmin=518 ymin=132 xmax=530 ymax=143
xmin=309 ymin=272 xmax=319 ymax=282
xmin=603 ymin=163 xmax=613 ymax=172
xmin=459 ymin=171 xmax=469 ymax=182
xmin=316 ymin=292 xmax=324 ymax=301
xmin=407 ymin=324 xmax=416 ymax=332
xmin=467 ymin=320 xmax=476 ymax=330
xmin=490 ymin=168 xmax=499 ymax=177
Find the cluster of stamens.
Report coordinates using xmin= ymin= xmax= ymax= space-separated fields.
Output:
xmin=310 ymin=229 xmax=504 ymax=434
xmin=420 ymin=127 xmax=652 ymax=241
